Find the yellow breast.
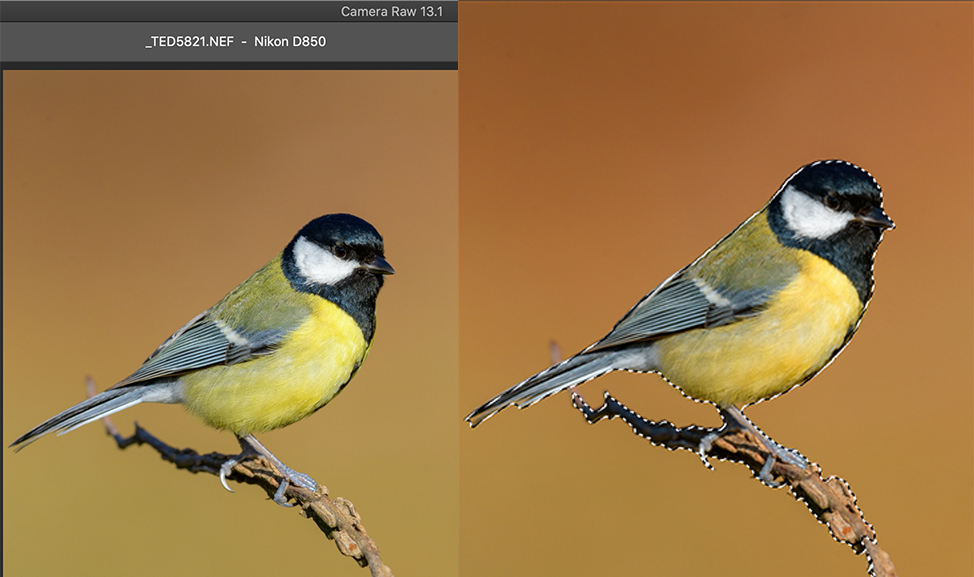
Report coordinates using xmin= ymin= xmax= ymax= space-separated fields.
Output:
xmin=180 ymin=298 xmax=369 ymax=436
xmin=655 ymin=251 xmax=863 ymax=408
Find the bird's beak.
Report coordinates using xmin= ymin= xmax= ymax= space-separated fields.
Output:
xmin=362 ymin=256 xmax=395 ymax=275
xmin=856 ymin=206 xmax=895 ymax=230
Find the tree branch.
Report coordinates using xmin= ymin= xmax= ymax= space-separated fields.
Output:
xmin=87 ymin=378 xmax=393 ymax=577
xmin=570 ymin=389 xmax=897 ymax=577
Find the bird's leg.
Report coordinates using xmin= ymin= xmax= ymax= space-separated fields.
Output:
xmin=719 ymin=406 xmax=808 ymax=482
xmin=242 ymin=434 xmax=318 ymax=505
xmin=219 ymin=434 xmax=318 ymax=507
xmin=219 ymin=436 xmax=261 ymax=495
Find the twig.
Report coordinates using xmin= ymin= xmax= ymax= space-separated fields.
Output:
xmin=86 ymin=377 xmax=393 ymax=577
xmin=571 ymin=389 xmax=897 ymax=577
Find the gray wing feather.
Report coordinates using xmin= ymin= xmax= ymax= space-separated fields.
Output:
xmin=465 ymin=352 xmax=619 ymax=427
xmin=589 ymin=272 xmax=771 ymax=352
xmin=466 ymin=242 xmax=789 ymax=428
xmin=117 ymin=313 xmax=286 ymax=387
xmin=465 ymin=272 xmax=774 ymax=427
xmin=10 ymin=307 xmax=292 ymax=450
xmin=11 ymin=385 xmax=154 ymax=450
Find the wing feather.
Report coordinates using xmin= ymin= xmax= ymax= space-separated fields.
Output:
xmin=115 ymin=312 xmax=294 ymax=387
xmin=587 ymin=271 xmax=772 ymax=353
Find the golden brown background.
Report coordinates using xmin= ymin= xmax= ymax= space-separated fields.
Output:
xmin=459 ymin=3 xmax=972 ymax=577
xmin=4 ymin=71 xmax=458 ymax=576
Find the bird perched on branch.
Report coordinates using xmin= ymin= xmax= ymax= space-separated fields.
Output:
xmin=11 ymin=213 xmax=394 ymax=504
xmin=466 ymin=160 xmax=893 ymax=473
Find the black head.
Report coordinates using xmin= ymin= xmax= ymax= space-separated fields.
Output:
xmin=282 ymin=214 xmax=394 ymax=342
xmin=768 ymin=160 xmax=894 ymax=304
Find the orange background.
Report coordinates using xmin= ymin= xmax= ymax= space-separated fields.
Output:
xmin=459 ymin=3 xmax=972 ymax=577
xmin=3 ymin=71 xmax=458 ymax=576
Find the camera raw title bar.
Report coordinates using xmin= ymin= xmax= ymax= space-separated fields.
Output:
xmin=0 ymin=1 xmax=458 ymax=69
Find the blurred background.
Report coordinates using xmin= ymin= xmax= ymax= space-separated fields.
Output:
xmin=4 ymin=71 xmax=458 ymax=576
xmin=459 ymin=3 xmax=972 ymax=577
xmin=4 ymin=4 xmax=973 ymax=577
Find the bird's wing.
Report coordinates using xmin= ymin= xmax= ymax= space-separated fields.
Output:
xmin=115 ymin=257 xmax=312 ymax=387
xmin=465 ymin=268 xmax=779 ymax=426
xmin=586 ymin=268 xmax=775 ymax=353
xmin=114 ymin=310 xmax=296 ymax=387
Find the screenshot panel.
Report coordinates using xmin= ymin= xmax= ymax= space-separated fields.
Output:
xmin=5 ymin=3 xmax=972 ymax=577
xmin=457 ymin=3 xmax=971 ymax=577
xmin=2 ymin=3 xmax=457 ymax=577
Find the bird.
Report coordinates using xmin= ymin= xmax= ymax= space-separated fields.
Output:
xmin=10 ymin=213 xmax=394 ymax=505
xmin=466 ymin=160 xmax=893 ymax=475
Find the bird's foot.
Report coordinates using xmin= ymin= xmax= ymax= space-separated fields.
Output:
xmin=766 ymin=442 xmax=808 ymax=470
xmin=697 ymin=431 xmax=719 ymax=470
xmin=720 ymin=406 xmax=807 ymax=486
xmin=268 ymin=461 xmax=318 ymax=506
xmin=238 ymin=434 xmax=318 ymax=507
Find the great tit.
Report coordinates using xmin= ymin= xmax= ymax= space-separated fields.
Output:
xmin=466 ymin=160 xmax=893 ymax=469
xmin=11 ymin=213 xmax=394 ymax=504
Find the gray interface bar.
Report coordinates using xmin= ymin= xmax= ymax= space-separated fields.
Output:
xmin=2 ymin=22 xmax=456 ymax=63
xmin=0 ymin=1 xmax=457 ymax=22
xmin=0 ymin=1 xmax=457 ymax=66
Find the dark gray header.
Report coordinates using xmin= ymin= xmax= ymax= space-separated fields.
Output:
xmin=0 ymin=1 xmax=457 ymax=68
xmin=2 ymin=22 xmax=456 ymax=66
xmin=0 ymin=1 xmax=457 ymax=23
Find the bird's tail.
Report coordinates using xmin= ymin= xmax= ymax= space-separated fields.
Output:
xmin=465 ymin=352 xmax=617 ymax=427
xmin=9 ymin=385 xmax=161 ymax=451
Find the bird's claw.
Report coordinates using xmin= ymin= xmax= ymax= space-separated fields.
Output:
xmin=772 ymin=445 xmax=808 ymax=469
xmin=273 ymin=479 xmax=293 ymax=506
xmin=697 ymin=431 xmax=719 ymax=470
xmin=220 ymin=435 xmax=318 ymax=506
xmin=758 ymin=453 xmax=781 ymax=486
xmin=273 ymin=463 xmax=317 ymax=505
xmin=219 ymin=458 xmax=238 ymax=493
xmin=287 ymin=470 xmax=317 ymax=491
xmin=754 ymin=443 xmax=807 ymax=486
xmin=270 ymin=468 xmax=317 ymax=507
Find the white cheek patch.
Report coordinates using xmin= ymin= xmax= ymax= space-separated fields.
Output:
xmin=780 ymin=185 xmax=854 ymax=239
xmin=293 ymin=236 xmax=358 ymax=286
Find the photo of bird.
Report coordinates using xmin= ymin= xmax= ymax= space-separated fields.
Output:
xmin=11 ymin=213 xmax=394 ymax=505
xmin=466 ymin=160 xmax=893 ymax=470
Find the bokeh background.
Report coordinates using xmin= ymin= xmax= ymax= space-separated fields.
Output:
xmin=4 ymin=5 xmax=974 ymax=577
xmin=459 ymin=3 xmax=972 ymax=577
xmin=4 ymin=71 xmax=458 ymax=576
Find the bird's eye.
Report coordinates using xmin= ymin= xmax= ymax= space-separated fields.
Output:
xmin=824 ymin=193 xmax=840 ymax=211
xmin=332 ymin=246 xmax=348 ymax=259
